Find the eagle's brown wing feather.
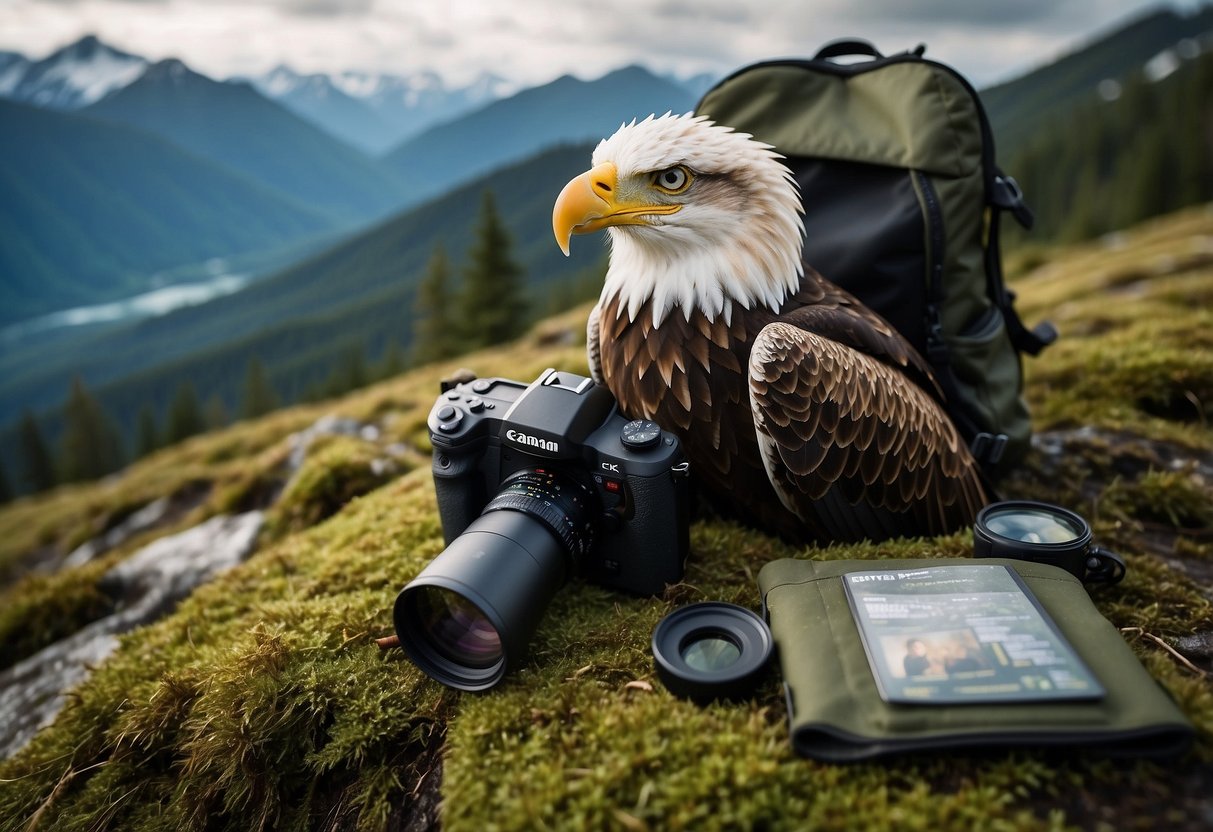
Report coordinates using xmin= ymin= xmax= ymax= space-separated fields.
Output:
xmin=749 ymin=320 xmax=987 ymax=541
xmin=783 ymin=266 xmax=943 ymax=401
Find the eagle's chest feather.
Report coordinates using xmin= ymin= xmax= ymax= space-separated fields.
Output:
xmin=596 ymin=294 xmax=774 ymax=485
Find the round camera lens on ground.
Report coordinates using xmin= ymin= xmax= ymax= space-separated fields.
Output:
xmin=652 ymin=603 xmax=772 ymax=703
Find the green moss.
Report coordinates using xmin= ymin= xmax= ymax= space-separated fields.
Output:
xmin=0 ymin=555 xmax=117 ymax=670
xmin=263 ymin=435 xmax=406 ymax=542
xmin=0 ymin=473 xmax=451 ymax=832
xmin=1101 ymin=467 xmax=1213 ymax=530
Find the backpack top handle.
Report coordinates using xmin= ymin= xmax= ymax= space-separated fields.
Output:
xmin=812 ymin=39 xmax=928 ymax=63
xmin=812 ymin=39 xmax=884 ymax=61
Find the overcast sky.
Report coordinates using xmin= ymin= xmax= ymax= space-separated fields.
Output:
xmin=0 ymin=0 xmax=1203 ymax=88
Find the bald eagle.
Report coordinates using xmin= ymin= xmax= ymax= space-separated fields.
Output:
xmin=552 ymin=113 xmax=987 ymax=542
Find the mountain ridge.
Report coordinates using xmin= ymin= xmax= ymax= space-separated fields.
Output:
xmin=1 ymin=35 xmax=146 ymax=109
xmin=381 ymin=64 xmax=696 ymax=206
xmin=83 ymin=58 xmax=409 ymax=222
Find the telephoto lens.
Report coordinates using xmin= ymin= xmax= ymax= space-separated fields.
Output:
xmin=395 ymin=468 xmax=596 ymax=690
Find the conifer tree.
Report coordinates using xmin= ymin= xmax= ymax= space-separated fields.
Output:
xmin=60 ymin=377 xmax=123 ymax=482
xmin=136 ymin=404 xmax=160 ymax=458
xmin=18 ymin=409 xmax=56 ymax=492
xmin=377 ymin=338 xmax=406 ymax=379
xmin=412 ymin=244 xmax=460 ymax=364
xmin=341 ymin=345 xmax=368 ymax=392
xmin=0 ymin=460 xmax=12 ymax=505
xmin=165 ymin=381 xmax=205 ymax=444
xmin=204 ymin=394 xmax=229 ymax=430
xmin=322 ymin=344 xmax=369 ymax=398
xmin=241 ymin=357 xmax=280 ymax=419
xmin=457 ymin=190 xmax=527 ymax=350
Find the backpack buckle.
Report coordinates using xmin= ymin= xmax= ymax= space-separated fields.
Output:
xmin=970 ymin=432 xmax=1008 ymax=466
xmin=992 ymin=175 xmax=1034 ymax=230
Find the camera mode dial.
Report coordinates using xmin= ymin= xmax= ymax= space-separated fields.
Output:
xmin=436 ymin=405 xmax=464 ymax=434
xmin=620 ymin=419 xmax=661 ymax=450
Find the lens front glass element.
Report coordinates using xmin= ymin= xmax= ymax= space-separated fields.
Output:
xmin=412 ymin=586 xmax=502 ymax=669
xmin=680 ymin=631 xmax=741 ymax=672
xmin=985 ymin=507 xmax=1082 ymax=545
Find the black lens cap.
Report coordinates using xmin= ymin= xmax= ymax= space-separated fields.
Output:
xmin=651 ymin=602 xmax=773 ymax=703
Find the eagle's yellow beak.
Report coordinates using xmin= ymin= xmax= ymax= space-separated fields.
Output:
xmin=552 ymin=162 xmax=681 ymax=256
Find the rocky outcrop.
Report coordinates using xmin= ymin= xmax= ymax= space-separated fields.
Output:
xmin=0 ymin=511 xmax=263 ymax=759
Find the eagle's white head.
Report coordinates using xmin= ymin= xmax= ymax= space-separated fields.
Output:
xmin=553 ymin=113 xmax=804 ymax=326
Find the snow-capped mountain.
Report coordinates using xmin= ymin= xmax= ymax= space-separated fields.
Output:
xmin=2 ymin=35 xmax=146 ymax=109
xmin=251 ymin=65 xmax=399 ymax=153
xmin=252 ymin=65 xmax=516 ymax=151
xmin=0 ymin=52 xmax=29 ymax=96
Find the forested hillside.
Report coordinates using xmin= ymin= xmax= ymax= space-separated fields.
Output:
xmin=1006 ymin=47 xmax=1213 ymax=241
xmin=982 ymin=6 xmax=1213 ymax=156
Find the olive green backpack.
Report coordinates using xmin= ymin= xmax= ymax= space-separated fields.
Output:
xmin=697 ymin=40 xmax=1056 ymax=471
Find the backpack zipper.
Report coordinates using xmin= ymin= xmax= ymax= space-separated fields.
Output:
xmin=912 ymin=171 xmax=948 ymax=363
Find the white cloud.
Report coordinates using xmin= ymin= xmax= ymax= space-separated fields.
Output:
xmin=0 ymin=0 xmax=1200 ymax=88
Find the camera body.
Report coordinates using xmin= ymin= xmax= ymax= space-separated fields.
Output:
xmin=427 ymin=368 xmax=691 ymax=595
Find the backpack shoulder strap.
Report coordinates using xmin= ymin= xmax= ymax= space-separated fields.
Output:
xmin=987 ymin=169 xmax=1058 ymax=357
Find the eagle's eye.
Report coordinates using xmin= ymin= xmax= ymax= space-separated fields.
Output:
xmin=652 ymin=165 xmax=693 ymax=194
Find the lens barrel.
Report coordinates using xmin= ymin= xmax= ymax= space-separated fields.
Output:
xmin=395 ymin=468 xmax=596 ymax=691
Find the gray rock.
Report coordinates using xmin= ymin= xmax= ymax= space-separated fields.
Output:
xmin=0 ymin=511 xmax=263 ymax=760
xmin=287 ymin=414 xmax=366 ymax=472
xmin=61 ymin=496 xmax=172 ymax=569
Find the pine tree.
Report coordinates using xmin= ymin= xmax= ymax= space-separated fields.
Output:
xmin=0 ymin=460 xmax=12 ymax=505
xmin=412 ymin=244 xmax=460 ymax=364
xmin=377 ymin=338 xmax=406 ymax=380
xmin=136 ymin=403 xmax=160 ymax=458
xmin=18 ymin=409 xmax=56 ymax=492
xmin=204 ymin=394 xmax=229 ymax=430
xmin=340 ymin=345 xmax=368 ymax=391
xmin=60 ymin=377 xmax=123 ymax=483
xmin=322 ymin=344 xmax=369 ymax=398
xmin=457 ymin=190 xmax=528 ymax=350
xmin=165 ymin=381 xmax=205 ymax=444
xmin=241 ymin=356 xmax=280 ymax=419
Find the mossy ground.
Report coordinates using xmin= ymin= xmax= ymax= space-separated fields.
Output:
xmin=2 ymin=208 xmax=1212 ymax=830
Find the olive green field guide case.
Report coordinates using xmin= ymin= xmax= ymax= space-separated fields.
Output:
xmin=758 ymin=557 xmax=1195 ymax=762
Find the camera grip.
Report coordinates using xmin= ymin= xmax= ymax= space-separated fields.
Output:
xmin=593 ymin=468 xmax=690 ymax=596
xmin=432 ymin=447 xmax=488 ymax=545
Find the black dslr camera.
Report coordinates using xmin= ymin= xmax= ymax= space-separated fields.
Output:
xmin=394 ymin=368 xmax=691 ymax=691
